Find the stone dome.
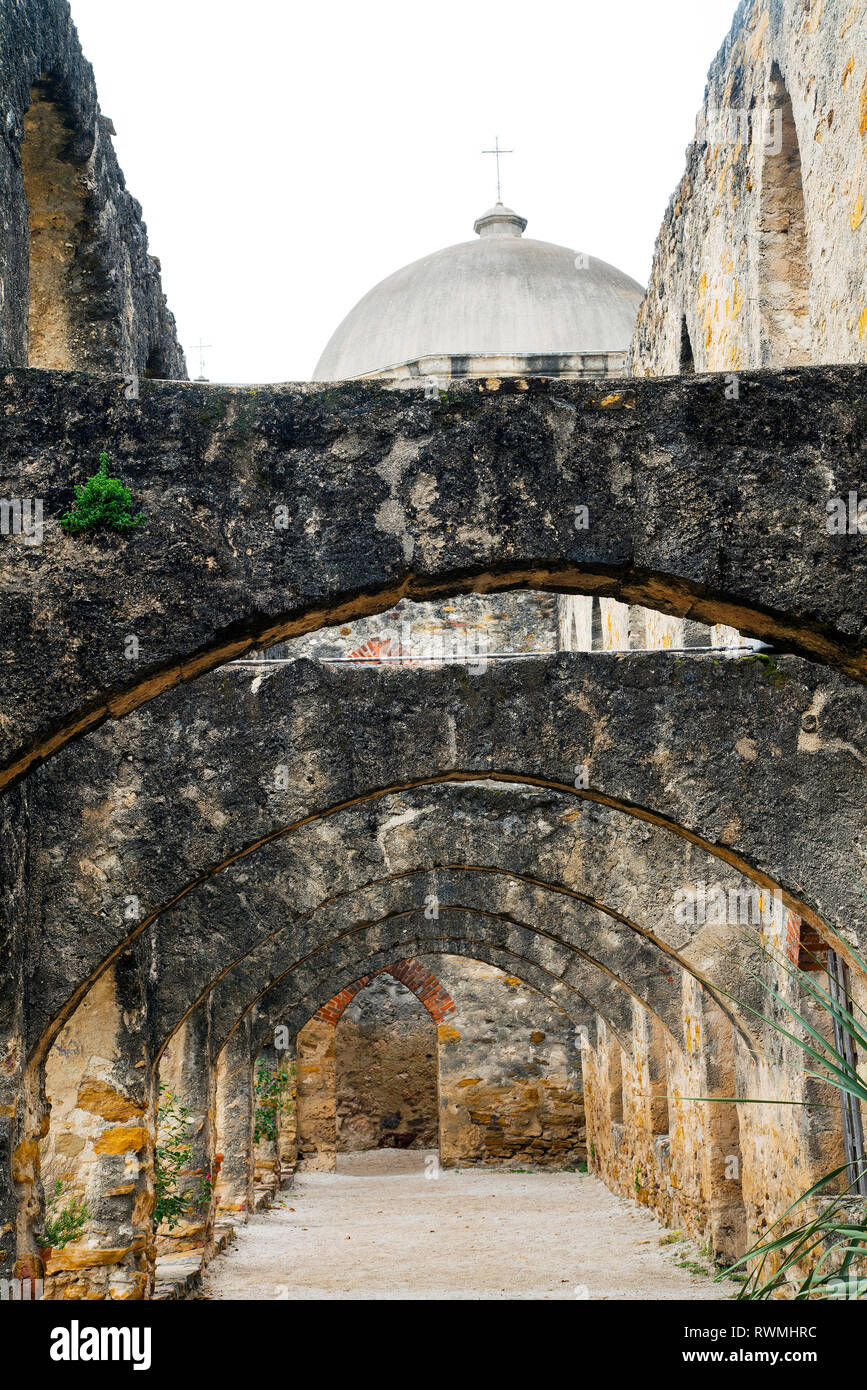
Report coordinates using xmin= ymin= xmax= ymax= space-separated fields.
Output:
xmin=312 ymin=204 xmax=644 ymax=381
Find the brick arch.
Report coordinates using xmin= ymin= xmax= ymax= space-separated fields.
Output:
xmin=315 ymin=958 xmax=456 ymax=1027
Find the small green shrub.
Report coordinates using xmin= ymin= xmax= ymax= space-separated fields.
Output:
xmin=60 ymin=451 xmax=145 ymax=535
xmin=154 ymin=1084 xmax=212 ymax=1230
xmin=253 ymin=1060 xmax=295 ymax=1145
xmin=37 ymin=1180 xmax=89 ymax=1249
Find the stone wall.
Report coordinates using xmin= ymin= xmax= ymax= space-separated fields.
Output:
xmin=631 ymin=0 xmax=867 ymax=374
xmin=429 ymin=957 xmax=585 ymax=1169
xmin=335 ymin=976 xmax=438 ymax=1153
xmin=583 ymin=918 xmax=850 ymax=1279
xmin=0 ymin=0 xmax=185 ymax=376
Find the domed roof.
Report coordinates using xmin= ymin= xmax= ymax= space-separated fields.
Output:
xmin=312 ymin=204 xmax=644 ymax=380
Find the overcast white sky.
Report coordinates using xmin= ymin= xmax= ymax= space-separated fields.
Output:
xmin=68 ymin=0 xmax=738 ymax=383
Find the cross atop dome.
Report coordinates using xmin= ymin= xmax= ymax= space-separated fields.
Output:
xmin=481 ymin=135 xmax=513 ymax=203
xmin=473 ymin=203 xmax=528 ymax=239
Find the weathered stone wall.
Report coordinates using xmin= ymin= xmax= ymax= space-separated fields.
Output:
xmin=0 ymin=0 xmax=184 ymax=376
xmin=431 ymin=956 xmax=585 ymax=1168
xmin=335 ymin=976 xmax=438 ymax=1153
xmin=583 ymin=929 xmax=850 ymax=1276
xmin=631 ymin=0 xmax=867 ymax=374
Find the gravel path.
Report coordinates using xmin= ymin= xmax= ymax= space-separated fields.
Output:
xmin=203 ymin=1151 xmax=737 ymax=1301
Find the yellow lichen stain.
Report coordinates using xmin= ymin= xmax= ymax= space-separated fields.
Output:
xmin=10 ymin=1139 xmax=39 ymax=1184
xmin=747 ymin=10 xmax=770 ymax=61
xmin=437 ymin=1025 xmax=461 ymax=1044
xmin=76 ymin=1079 xmax=144 ymax=1123
xmin=843 ymin=56 xmax=854 ymax=86
xmin=43 ymin=1245 xmax=135 ymax=1275
xmin=803 ymin=0 xmax=824 ymax=33
xmin=599 ymin=394 xmax=621 ymax=407
xmin=93 ymin=1126 xmax=147 ymax=1155
xmin=860 ymin=70 xmax=867 ymax=137
xmin=456 ymin=1078 xmax=482 ymax=1088
xmin=858 ymin=305 xmax=867 ymax=338
xmin=851 ymin=193 xmax=864 ymax=231
xmin=840 ymin=1 xmax=858 ymax=38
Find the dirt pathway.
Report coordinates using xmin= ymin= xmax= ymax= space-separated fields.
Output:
xmin=203 ymin=1150 xmax=737 ymax=1301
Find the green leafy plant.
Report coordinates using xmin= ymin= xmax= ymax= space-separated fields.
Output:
xmin=60 ymin=451 xmax=145 ymax=535
xmin=253 ymin=1060 xmax=294 ymax=1145
xmin=154 ymin=1084 xmax=213 ymax=1230
xmin=37 ymin=1180 xmax=89 ymax=1249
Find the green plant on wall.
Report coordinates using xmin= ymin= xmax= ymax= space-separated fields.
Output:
xmin=154 ymin=1084 xmax=213 ymax=1230
xmin=253 ymin=1060 xmax=295 ymax=1145
xmin=60 ymin=451 xmax=145 ymax=535
xmin=36 ymin=1180 xmax=90 ymax=1250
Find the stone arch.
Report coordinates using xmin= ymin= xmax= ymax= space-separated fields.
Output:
xmin=214 ymin=901 xmax=676 ymax=1062
xmin=313 ymin=959 xmax=456 ymax=1027
xmin=18 ymin=654 xmax=865 ymax=1077
xmin=251 ymin=934 xmax=603 ymax=1056
xmin=758 ymin=62 xmax=811 ymax=366
xmin=4 ymin=369 xmax=867 ymax=791
xmin=143 ymin=826 xmax=758 ymax=1064
xmin=298 ymin=962 xmax=446 ymax=1168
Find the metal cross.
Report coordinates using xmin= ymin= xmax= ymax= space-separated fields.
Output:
xmin=482 ymin=136 xmax=513 ymax=204
xmin=187 ymin=339 xmax=212 ymax=380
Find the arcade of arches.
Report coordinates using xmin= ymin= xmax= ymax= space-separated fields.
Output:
xmin=2 ymin=0 xmax=867 ymax=1302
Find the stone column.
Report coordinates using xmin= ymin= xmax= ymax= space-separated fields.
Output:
xmin=155 ymin=1000 xmax=216 ymax=1261
xmin=275 ymin=1043 xmax=297 ymax=1178
xmin=701 ymin=996 xmax=748 ymax=1264
xmin=38 ymin=948 xmax=155 ymax=1300
xmin=253 ymin=1045 xmax=279 ymax=1195
xmin=295 ymin=1016 xmax=336 ymax=1171
xmin=214 ymin=1017 xmax=255 ymax=1216
xmin=1 ymin=785 xmax=29 ymax=1286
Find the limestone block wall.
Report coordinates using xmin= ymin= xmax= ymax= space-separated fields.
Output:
xmin=631 ymin=0 xmax=867 ymax=374
xmin=0 ymin=0 xmax=185 ymax=375
xmin=584 ymin=930 xmax=849 ymax=1274
xmin=213 ymin=1021 xmax=255 ymax=1216
xmin=430 ymin=957 xmax=586 ymax=1168
xmin=335 ymin=976 xmax=438 ymax=1153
